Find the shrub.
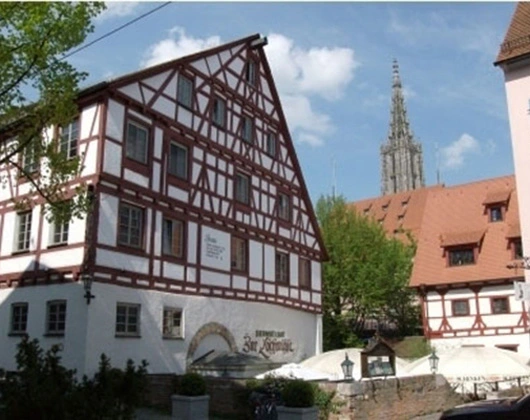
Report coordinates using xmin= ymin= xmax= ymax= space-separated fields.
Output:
xmin=1 ymin=336 xmax=148 ymax=420
xmin=177 ymin=372 xmax=207 ymax=396
xmin=281 ymin=379 xmax=315 ymax=408
xmin=313 ymin=385 xmax=342 ymax=419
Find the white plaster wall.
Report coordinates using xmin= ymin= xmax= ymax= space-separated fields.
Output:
xmin=97 ymin=193 xmax=118 ymax=247
xmin=103 ymin=141 xmax=122 ymax=177
xmin=0 ymin=283 xmax=88 ymax=374
xmin=504 ymin=64 xmax=530 ymax=283
xmin=249 ymin=240 xmax=263 ymax=279
xmin=432 ymin=334 xmax=530 ymax=356
xmin=0 ymin=212 xmax=16 ymax=256
xmin=78 ymin=283 xmax=320 ymax=376
xmin=106 ymin=100 xmax=125 ymax=141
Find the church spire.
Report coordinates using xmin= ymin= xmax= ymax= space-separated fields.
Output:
xmin=380 ymin=59 xmax=425 ymax=195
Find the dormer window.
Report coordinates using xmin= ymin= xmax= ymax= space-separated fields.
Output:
xmin=441 ymin=230 xmax=484 ymax=267
xmin=489 ymin=205 xmax=503 ymax=222
xmin=448 ymin=248 xmax=475 ymax=266
xmin=511 ymin=237 xmax=523 ymax=260
xmin=483 ymin=190 xmax=511 ymax=223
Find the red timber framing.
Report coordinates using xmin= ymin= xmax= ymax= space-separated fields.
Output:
xmin=420 ymin=278 xmax=527 ymax=340
xmin=0 ymin=34 xmax=326 ymax=314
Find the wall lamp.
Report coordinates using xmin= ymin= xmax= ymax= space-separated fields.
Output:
xmin=81 ymin=273 xmax=95 ymax=305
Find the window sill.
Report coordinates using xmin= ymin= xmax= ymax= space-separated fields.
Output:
xmin=234 ymin=201 xmax=251 ymax=213
xmin=11 ymin=249 xmax=30 ymax=256
xmin=44 ymin=333 xmax=65 ymax=338
xmin=47 ymin=242 xmax=68 ymax=250
xmin=278 ymin=218 xmax=292 ymax=229
xmin=115 ymin=334 xmax=141 ymax=339
xmin=8 ymin=332 xmax=28 ymax=337
xmin=162 ymin=336 xmax=184 ymax=341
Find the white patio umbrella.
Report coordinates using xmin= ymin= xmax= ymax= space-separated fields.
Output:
xmin=255 ymin=363 xmax=332 ymax=381
xmin=300 ymin=347 xmax=410 ymax=381
xmin=402 ymin=346 xmax=530 ymax=393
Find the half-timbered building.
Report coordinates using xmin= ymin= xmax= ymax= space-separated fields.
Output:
xmin=352 ymin=175 xmax=528 ymax=354
xmin=0 ymin=34 xmax=326 ymax=376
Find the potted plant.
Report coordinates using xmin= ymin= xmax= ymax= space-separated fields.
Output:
xmin=171 ymin=372 xmax=209 ymax=420
xmin=277 ymin=379 xmax=319 ymax=420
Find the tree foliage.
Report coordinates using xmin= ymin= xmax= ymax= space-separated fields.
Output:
xmin=0 ymin=2 xmax=104 ymax=223
xmin=316 ymin=195 xmax=420 ymax=350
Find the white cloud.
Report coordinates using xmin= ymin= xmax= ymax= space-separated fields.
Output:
xmin=141 ymin=27 xmax=221 ymax=68
xmin=297 ymin=133 xmax=325 ymax=147
xmin=280 ymin=94 xmax=333 ymax=135
xmin=97 ymin=2 xmax=141 ymax=22
xmin=140 ymin=29 xmax=357 ymax=148
xmin=441 ymin=133 xmax=481 ymax=169
xmin=266 ymin=33 xmax=357 ymax=101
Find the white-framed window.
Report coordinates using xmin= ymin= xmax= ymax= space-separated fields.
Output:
xmin=452 ymin=299 xmax=469 ymax=316
xmin=213 ymin=96 xmax=226 ymax=128
xmin=118 ymin=203 xmax=143 ymax=248
xmin=177 ymin=74 xmax=193 ymax=108
xmin=50 ymin=218 xmax=69 ymax=246
xmin=59 ymin=118 xmax=79 ymax=159
xmin=276 ymin=251 xmax=289 ymax=284
xmin=241 ymin=115 xmax=253 ymax=143
xmin=235 ymin=172 xmax=250 ymax=205
xmin=46 ymin=300 xmax=66 ymax=336
xmin=162 ymin=307 xmax=183 ymax=339
xmin=116 ymin=303 xmax=140 ymax=337
xmin=162 ymin=218 xmax=184 ymax=258
xmin=299 ymin=258 xmax=311 ymax=289
xmin=22 ymin=138 xmax=39 ymax=173
xmin=278 ymin=192 xmax=290 ymax=221
xmin=10 ymin=302 xmax=28 ymax=335
xmin=125 ymin=120 xmax=148 ymax=164
xmin=491 ymin=297 xmax=510 ymax=314
xmin=168 ymin=141 xmax=188 ymax=180
xmin=15 ymin=211 xmax=32 ymax=252
xmin=266 ymin=132 xmax=276 ymax=157
xmin=231 ymin=236 xmax=247 ymax=272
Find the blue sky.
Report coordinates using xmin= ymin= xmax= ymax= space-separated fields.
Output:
xmin=72 ymin=1 xmax=516 ymax=204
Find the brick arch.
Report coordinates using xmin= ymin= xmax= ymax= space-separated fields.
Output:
xmin=186 ymin=322 xmax=238 ymax=366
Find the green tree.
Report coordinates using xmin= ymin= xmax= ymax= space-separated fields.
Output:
xmin=0 ymin=2 xmax=104 ymax=223
xmin=316 ymin=195 xmax=419 ymax=350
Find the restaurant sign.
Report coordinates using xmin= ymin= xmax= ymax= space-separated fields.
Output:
xmin=242 ymin=330 xmax=295 ymax=359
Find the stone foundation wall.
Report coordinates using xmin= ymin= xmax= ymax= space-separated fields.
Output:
xmin=325 ymin=374 xmax=464 ymax=420
xmin=145 ymin=373 xmax=463 ymax=419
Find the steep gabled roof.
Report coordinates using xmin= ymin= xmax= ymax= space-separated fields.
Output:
xmin=351 ymin=175 xmax=521 ymax=288
xmin=78 ymin=34 xmax=328 ymax=260
xmin=495 ymin=3 xmax=530 ymax=65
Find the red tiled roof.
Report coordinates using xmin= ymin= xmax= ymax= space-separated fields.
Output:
xmin=350 ymin=175 xmax=521 ymax=288
xmin=483 ymin=189 xmax=512 ymax=205
xmin=506 ymin=223 xmax=521 ymax=239
xmin=440 ymin=230 xmax=486 ymax=248
xmin=495 ymin=3 xmax=530 ymax=65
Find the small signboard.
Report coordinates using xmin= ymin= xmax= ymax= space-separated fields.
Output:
xmin=514 ymin=282 xmax=530 ymax=301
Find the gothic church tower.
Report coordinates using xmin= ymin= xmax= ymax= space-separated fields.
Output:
xmin=380 ymin=59 xmax=425 ymax=195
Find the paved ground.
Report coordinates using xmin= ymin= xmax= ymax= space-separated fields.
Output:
xmin=135 ymin=407 xmax=442 ymax=419
xmin=135 ymin=407 xmax=226 ymax=419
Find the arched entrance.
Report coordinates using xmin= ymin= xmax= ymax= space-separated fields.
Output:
xmin=186 ymin=322 xmax=238 ymax=366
